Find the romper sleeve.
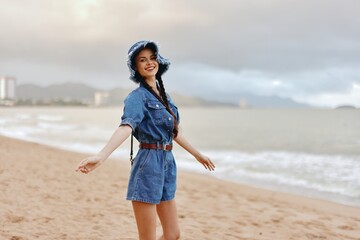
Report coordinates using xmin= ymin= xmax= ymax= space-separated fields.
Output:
xmin=119 ymin=91 xmax=145 ymax=131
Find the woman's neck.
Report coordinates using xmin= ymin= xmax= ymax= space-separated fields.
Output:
xmin=145 ymin=77 xmax=156 ymax=89
xmin=144 ymin=77 xmax=160 ymax=96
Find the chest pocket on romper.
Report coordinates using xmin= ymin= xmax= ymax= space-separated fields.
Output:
xmin=147 ymin=100 xmax=167 ymax=124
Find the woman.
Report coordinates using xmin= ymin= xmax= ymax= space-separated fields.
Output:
xmin=76 ymin=40 xmax=215 ymax=240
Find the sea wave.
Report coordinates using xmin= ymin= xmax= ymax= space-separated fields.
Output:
xmin=175 ymin=150 xmax=360 ymax=206
xmin=0 ymin=112 xmax=359 ymax=207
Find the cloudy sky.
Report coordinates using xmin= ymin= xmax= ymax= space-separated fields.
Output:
xmin=0 ymin=0 xmax=359 ymax=107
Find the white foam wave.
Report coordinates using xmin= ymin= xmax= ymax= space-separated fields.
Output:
xmin=174 ymin=150 xmax=360 ymax=206
xmin=36 ymin=114 xmax=65 ymax=122
xmin=0 ymin=113 xmax=359 ymax=206
xmin=15 ymin=113 xmax=31 ymax=120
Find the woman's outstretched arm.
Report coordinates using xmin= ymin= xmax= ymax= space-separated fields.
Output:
xmin=174 ymin=129 xmax=215 ymax=171
xmin=75 ymin=125 xmax=132 ymax=174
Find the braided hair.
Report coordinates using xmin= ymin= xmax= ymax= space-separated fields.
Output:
xmin=134 ymin=72 xmax=179 ymax=138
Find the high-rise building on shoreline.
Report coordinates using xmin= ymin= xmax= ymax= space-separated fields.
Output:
xmin=0 ymin=76 xmax=17 ymax=106
xmin=94 ymin=91 xmax=110 ymax=107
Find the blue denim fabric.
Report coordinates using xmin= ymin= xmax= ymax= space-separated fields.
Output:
xmin=120 ymin=84 xmax=179 ymax=204
xmin=126 ymin=149 xmax=177 ymax=204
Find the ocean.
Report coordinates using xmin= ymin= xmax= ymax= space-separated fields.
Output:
xmin=1 ymin=106 xmax=359 ymax=207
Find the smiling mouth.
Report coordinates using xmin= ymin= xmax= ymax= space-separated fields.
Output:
xmin=145 ymin=66 xmax=155 ymax=71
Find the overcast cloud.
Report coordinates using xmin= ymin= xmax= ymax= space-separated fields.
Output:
xmin=0 ymin=0 xmax=359 ymax=107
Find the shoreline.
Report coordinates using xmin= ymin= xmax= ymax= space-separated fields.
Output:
xmin=1 ymin=132 xmax=360 ymax=208
xmin=1 ymin=135 xmax=359 ymax=239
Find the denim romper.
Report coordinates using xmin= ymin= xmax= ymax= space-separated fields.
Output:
xmin=120 ymin=83 xmax=180 ymax=204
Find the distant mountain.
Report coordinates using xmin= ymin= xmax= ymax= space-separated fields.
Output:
xmin=16 ymin=82 xmax=311 ymax=108
xmin=170 ymin=93 xmax=235 ymax=107
xmin=238 ymin=94 xmax=311 ymax=108
xmin=16 ymin=82 xmax=230 ymax=107
xmin=208 ymin=92 xmax=311 ymax=108
xmin=17 ymin=82 xmax=97 ymax=100
xmin=335 ymin=105 xmax=357 ymax=109
xmin=106 ymin=88 xmax=227 ymax=107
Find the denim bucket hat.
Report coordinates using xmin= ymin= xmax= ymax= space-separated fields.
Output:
xmin=127 ymin=40 xmax=171 ymax=83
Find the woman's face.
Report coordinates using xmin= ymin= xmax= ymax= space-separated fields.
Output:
xmin=135 ymin=48 xmax=159 ymax=80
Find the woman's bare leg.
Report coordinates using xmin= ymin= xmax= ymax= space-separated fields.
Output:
xmin=132 ymin=201 xmax=157 ymax=240
xmin=156 ymin=199 xmax=180 ymax=240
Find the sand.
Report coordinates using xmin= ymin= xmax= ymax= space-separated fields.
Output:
xmin=0 ymin=135 xmax=359 ymax=240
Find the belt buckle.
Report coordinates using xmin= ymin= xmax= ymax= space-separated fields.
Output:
xmin=163 ymin=143 xmax=169 ymax=151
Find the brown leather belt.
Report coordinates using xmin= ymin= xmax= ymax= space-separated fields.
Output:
xmin=139 ymin=143 xmax=173 ymax=151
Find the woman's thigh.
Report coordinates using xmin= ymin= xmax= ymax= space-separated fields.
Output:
xmin=156 ymin=199 xmax=180 ymax=239
xmin=132 ymin=201 xmax=157 ymax=240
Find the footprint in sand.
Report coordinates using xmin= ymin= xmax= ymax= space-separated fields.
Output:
xmin=337 ymin=225 xmax=355 ymax=230
xmin=34 ymin=216 xmax=54 ymax=223
xmin=10 ymin=236 xmax=25 ymax=240
xmin=293 ymin=220 xmax=311 ymax=227
xmin=6 ymin=214 xmax=26 ymax=223
xmin=304 ymin=233 xmax=327 ymax=239
xmin=235 ymin=220 xmax=247 ymax=226
xmin=251 ymin=221 xmax=261 ymax=227
xmin=271 ymin=217 xmax=284 ymax=224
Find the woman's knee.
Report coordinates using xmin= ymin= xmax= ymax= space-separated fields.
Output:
xmin=163 ymin=230 xmax=180 ymax=240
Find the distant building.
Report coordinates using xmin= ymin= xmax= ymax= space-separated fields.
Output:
xmin=239 ymin=98 xmax=249 ymax=109
xmin=0 ymin=76 xmax=16 ymax=106
xmin=94 ymin=91 xmax=110 ymax=107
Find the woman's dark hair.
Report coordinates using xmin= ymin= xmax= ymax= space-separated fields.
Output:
xmin=134 ymin=69 xmax=179 ymax=138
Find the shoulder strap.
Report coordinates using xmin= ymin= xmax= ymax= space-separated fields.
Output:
xmin=130 ymin=132 xmax=134 ymax=165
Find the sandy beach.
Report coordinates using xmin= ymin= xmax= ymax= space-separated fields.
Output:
xmin=0 ymin=135 xmax=359 ymax=240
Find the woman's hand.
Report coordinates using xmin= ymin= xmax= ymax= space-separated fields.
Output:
xmin=75 ymin=125 xmax=132 ymax=175
xmin=75 ymin=155 xmax=105 ymax=174
xmin=174 ymin=130 xmax=216 ymax=171
xmin=195 ymin=154 xmax=216 ymax=171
